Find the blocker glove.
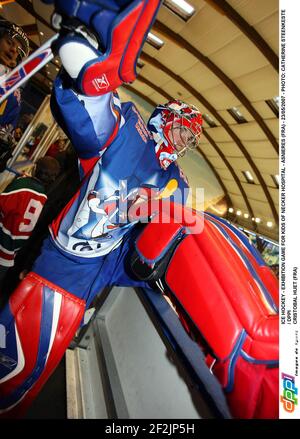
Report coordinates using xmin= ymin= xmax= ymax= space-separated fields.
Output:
xmin=42 ymin=0 xmax=162 ymax=95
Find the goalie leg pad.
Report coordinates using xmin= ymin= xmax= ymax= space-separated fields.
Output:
xmin=0 ymin=272 xmax=85 ymax=418
xmin=131 ymin=205 xmax=279 ymax=418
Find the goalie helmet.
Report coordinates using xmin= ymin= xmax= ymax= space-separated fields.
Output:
xmin=148 ymin=100 xmax=203 ymax=170
xmin=0 ymin=19 xmax=30 ymax=63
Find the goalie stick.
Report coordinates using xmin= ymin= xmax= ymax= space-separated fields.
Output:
xmin=0 ymin=34 xmax=58 ymax=104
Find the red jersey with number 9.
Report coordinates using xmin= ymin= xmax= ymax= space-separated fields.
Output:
xmin=0 ymin=176 xmax=47 ymax=267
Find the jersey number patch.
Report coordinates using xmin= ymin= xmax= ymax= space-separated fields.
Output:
xmin=19 ymin=199 xmax=44 ymax=233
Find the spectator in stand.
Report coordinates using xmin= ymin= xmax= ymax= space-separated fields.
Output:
xmin=13 ymin=126 xmax=23 ymax=142
xmin=0 ymin=156 xmax=60 ymax=289
xmin=27 ymin=135 xmax=41 ymax=158
xmin=2 ymin=146 xmax=81 ymax=301
xmin=0 ymin=126 xmax=23 ymax=172
xmin=46 ymin=137 xmax=66 ymax=158
xmin=0 ymin=19 xmax=29 ymax=131
xmin=18 ymin=113 xmax=34 ymax=132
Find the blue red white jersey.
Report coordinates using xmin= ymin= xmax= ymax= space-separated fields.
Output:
xmin=0 ymin=64 xmax=21 ymax=129
xmin=0 ymin=176 xmax=47 ymax=267
xmin=0 ymin=89 xmax=21 ymax=130
xmin=49 ymin=75 xmax=189 ymax=258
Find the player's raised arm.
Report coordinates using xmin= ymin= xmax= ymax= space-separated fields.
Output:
xmin=48 ymin=0 xmax=162 ymax=159
xmin=48 ymin=0 xmax=162 ymax=95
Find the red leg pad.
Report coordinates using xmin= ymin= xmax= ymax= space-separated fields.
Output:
xmin=0 ymin=272 xmax=85 ymax=418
